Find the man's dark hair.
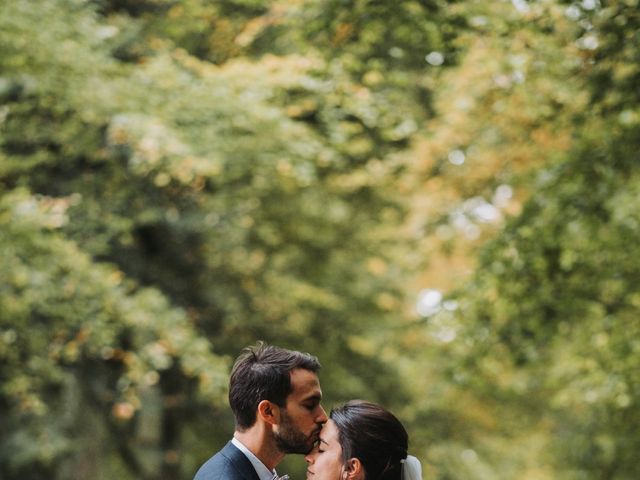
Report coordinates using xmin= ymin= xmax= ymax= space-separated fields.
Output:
xmin=229 ymin=342 xmax=321 ymax=430
xmin=331 ymin=400 xmax=408 ymax=480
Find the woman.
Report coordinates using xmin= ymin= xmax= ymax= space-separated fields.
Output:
xmin=305 ymin=400 xmax=423 ymax=480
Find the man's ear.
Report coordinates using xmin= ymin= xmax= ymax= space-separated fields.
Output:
xmin=257 ymin=400 xmax=280 ymax=425
xmin=344 ymin=458 xmax=364 ymax=480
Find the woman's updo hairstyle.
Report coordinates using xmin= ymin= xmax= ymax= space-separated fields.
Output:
xmin=330 ymin=400 xmax=408 ymax=480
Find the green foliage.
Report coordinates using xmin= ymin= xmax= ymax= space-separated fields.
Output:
xmin=2 ymin=0 xmax=640 ymax=479
xmin=1 ymin=1 xmax=416 ymax=478
xmin=416 ymin=3 xmax=640 ymax=477
xmin=0 ymin=189 xmax=229 ymax=478
xmin=462 ymin=125 xmax=640 ymax=478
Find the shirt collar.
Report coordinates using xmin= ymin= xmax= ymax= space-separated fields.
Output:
xmin=231 ymin=437 xmax=278 ymax=480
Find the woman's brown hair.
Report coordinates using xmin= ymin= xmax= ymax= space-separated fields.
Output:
xmin=330 ymin=400 xmax=408 ymax=480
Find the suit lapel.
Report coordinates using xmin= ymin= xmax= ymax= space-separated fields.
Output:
xmin=221 ymin=442 xmax=262 ymax=480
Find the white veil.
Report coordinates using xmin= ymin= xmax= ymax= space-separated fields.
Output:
xmin=400 ymin=455 xmax=423 ymax=480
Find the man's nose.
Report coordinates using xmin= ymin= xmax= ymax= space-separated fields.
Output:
xmin=316 ymin=405 xmax=328 ymax=423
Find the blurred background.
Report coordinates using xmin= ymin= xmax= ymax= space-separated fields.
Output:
xmin=1 ymin=0 xmax=639 ymax=478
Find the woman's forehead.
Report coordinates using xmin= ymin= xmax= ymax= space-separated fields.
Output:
xmin=320 ymin=419 xmax=339 ymax=444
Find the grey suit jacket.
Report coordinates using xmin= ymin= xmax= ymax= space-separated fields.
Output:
xmin=194 ymin=441 xmax=261 ymax=480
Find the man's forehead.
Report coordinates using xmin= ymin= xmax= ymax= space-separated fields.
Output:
xmin=289 ymin=368 xmax=321 ymax=396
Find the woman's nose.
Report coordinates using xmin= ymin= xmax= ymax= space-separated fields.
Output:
xmin=305 ymin=448 xmax=319 ymax=464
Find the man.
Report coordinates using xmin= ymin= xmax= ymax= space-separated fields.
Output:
xmin=194 ymin=342 xmax=328 ymax=480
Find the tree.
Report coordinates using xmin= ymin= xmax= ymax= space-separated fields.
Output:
xmin=0 ymin=0 xmax=435 ymax=477
xmin=408 ymin=2 xmax=640 ymax=478
xmin=4 ymin=0 xmax=638 ymax=478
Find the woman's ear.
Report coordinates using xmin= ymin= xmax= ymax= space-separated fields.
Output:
xmin=343 ymin=458 xmax=364 ymax=480
xmin=257 ymin=400 xmax=280 ymax=425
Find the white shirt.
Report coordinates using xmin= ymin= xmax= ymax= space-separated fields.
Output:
xmin=231 ymin=437 xmax=281 ymax=480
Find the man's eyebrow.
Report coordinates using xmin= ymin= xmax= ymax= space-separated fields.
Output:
xmin=303 ymin=393 xmax=322 ymax=402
